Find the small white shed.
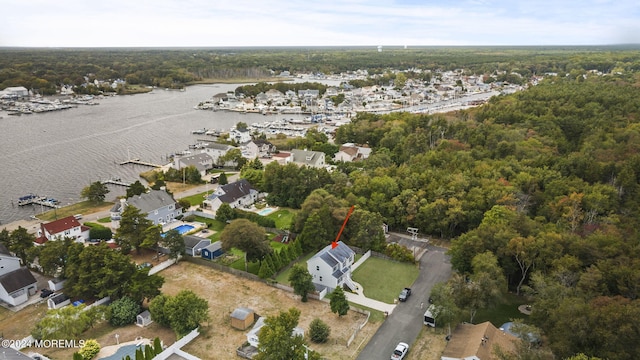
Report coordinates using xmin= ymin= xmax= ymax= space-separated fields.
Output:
xmin=136 ymin=310 xmax=153 ymax=327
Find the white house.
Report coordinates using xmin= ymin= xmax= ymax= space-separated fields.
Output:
xmin=110 ymin=189 xmax=181 ymax=226
xmin=201 ymin=142 xmax=237 ymax=166
xmin=290 ymin=149 xmax=326 ymax=168
xmin=244 ymin=139 xmax=277 ymax=159
xmin=36 ymin=215 xmax=89 ymax=244
xmin=333 ymin=143 xmax=372 ymax=162
xmin=229 ymin=128 xmax=252 ymax=144
xmin=247 ymin=316 xmax=305 ymax=348
xmin=203 ymin=179 xmax=258 ymax=214
xmin=307 ymin=241 xmax=356 ymax=292
xmin=173 ymin=152 xmax=214 ymax=176
xmin=0 ymin=244 xmax=38 ymax=307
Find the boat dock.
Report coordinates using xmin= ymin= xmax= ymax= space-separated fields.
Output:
xmin=32 ymin=198 xmax=61 ymax=209
xmin=103 ymin=178 xmax=131 ymax=187
xmin=119 ymin=158 xmax=162 ymax=168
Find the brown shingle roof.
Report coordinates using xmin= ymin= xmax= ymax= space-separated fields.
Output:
xmin=441 ymin=321 xmax=519 ymax=360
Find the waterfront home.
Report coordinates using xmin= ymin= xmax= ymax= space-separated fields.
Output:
xmin=307 ymin=241 xmax=357 ymax=293
xmin=203 ymin=179 xmax=258 ymax=214
xmin=110 ymin=189 xmax=180 ymax=226
xmin=0 ymin=244 xmax=38 ymax=307
xmin=244 ymin=139 xmax=277 ymax=159
xmin=36 ymin=215 xmax=89 ymax=244
xmin=172 ymin=153 xmax=214 ymax=177
xmin=230 ymin=127 xmax=252 ymax=144
xmin=201 ymin=142 xmax=237 ymax=166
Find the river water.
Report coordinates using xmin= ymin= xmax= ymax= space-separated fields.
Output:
xmin=0 ymin=83 xmax=308 ymax=224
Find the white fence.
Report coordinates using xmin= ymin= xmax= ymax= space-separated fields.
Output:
xmin=149 ymin=258 xmax=177 ymax=275
xmin=153 ymin=328 xmax=201 ymax=360
xmin=351 ymin=250 xmax=371 ymax=271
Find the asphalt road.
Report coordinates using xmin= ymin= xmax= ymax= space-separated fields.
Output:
xmin=356 ymin=235 xmax=452 ymax=360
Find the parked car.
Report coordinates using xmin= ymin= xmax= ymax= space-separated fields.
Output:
xmin=398 ymin=287 xmax=411 ymax=302
xmin=40 ymin=289 xmax=53 ymax=298
xmin=391 ymin=342 xmax=409 ymax=360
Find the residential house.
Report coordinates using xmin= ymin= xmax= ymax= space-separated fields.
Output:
xmin=36 ymin=215 xmax=90 ymax=244
xmin=247 ymin=316 xmax=305 ymax=347
xmin=244 ymin=139 xmax=277 ymax=159
xmin=441 ymin=321 xmax=519 ymax=360
xmin=110 ymin=189 xmax=180 ymax=226
xmin=333 ymin=143 xmax=372 ymax=162
xmin=229 ymin=127 xmax=252 ymax=144
xmin=307 ymin=241 xmax=356 ymax=292
xmin=184 ymin=235 xmax=211 ymax=256
xmin=201 ymin=142 xmax=237 ymax=166
xmin=173 ymin=153 xmax=214 ymax=177
xmin=203 ymin=179 xmax=259 ymax=214
xmin=0 ymin=244 xmax=38 ymax=306
xmin=290 ymin=149 xmax=326 ymax=168
xmin=201 ymin=241 xmax=223 ymax=260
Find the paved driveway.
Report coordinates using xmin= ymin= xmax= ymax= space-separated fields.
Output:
xmin=356 ymin=234 xmax=452 ymax=360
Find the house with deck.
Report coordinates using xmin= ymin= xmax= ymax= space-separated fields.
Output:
xmin=110 ymin=189 xmax=180 ymax=226
xmin=0 ymin=244 xmax=38 ymax=307
xmin=289 ymin=149 xmax=326 ymax=168
xmin=36 ymin=215 xmax=90 ymax=244
xmin=172 ymin=153 xmax=214 ymax=177
xmin=307 ymin=241 xmax=356 ymax=293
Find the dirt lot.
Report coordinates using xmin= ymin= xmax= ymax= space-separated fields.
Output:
xmin=162 ymin=261 xmax=379 ymax=359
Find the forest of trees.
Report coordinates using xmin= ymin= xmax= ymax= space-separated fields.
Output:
xmin=2 ymin=46 xmax=640 ymax=94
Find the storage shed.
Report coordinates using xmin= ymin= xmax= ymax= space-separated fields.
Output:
xmin=184 ymin=235 xmax=211 ymax=256
xmin=48 ymin=293 xmax=70 ymax=309
xmin=201 ymin=241 xmax=224 ymax=260
xmin=136 ymin=310 xmax=153 ymax=327
xmin=231 ymin=307 xmax=255 ymax=330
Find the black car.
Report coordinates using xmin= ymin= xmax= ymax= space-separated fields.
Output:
xmin=40 ymin=289 xmax=53 ymax=298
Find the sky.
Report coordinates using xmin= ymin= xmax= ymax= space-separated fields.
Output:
xmin=1 ymin=0 xmax=639 ymax=47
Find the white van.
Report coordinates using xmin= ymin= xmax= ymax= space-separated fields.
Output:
xmin=423 ymin=304 xmax=437 ymax=327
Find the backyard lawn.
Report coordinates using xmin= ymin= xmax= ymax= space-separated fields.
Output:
xmin=352 ymin=257 xmax=420 ymax=303
xmin=266 ymin=208 xmax=296 ymax=230
xmin=473 ymin=292 xmax=530 ymax=326
xmin=274 ymin=252 xmax=316 ymax=285
xmin=180 ymin=191 xmax=210 ymax=207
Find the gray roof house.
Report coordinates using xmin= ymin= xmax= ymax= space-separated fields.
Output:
xmin=307 ymin=241 xmax=356 ymax=292
xmin=173 ymin=153 xmax=214 ymax=176
xmin=290 ymin=149 xmax=326 ymax=168
xmin=110 ymin=189 xmax=181 ymax=226
xmin=201 ymin=142 xmax=238 ymax=166
xmin=203 ymin=179 xmax=258 ymax=214
xmin=0 ymin=244 xmax=38 ymax=307
xmin=184 ymin=235 xmax=211 ymax=257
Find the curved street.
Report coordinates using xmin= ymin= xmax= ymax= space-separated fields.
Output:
xmin=356 ymin=234 xmax=452 ymax=360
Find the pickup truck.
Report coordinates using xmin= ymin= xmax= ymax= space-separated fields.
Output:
xmin=398 ymin=287 xmax=411 ymax=302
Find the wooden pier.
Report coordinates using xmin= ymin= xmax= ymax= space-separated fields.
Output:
xmin=32 ymin=199 xmax=61 ymax=209
xmin=119 ymin=158 xmax=162 ymax=168
xmin=103 ymin=179 xmax=131 ymax=187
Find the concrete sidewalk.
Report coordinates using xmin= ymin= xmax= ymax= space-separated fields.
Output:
xmin=345 ymin=280 xmax=396 ymax=315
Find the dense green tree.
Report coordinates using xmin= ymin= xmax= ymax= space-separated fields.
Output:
xmin=81 ymin=181 xmax=109 ymax=204
xmin=308 ymin=318 xmax=331 ymax=343
xmin=329 ymin=287 xmax=350 ymax=317
xmin=126 ymin=180 xmax=147 ymax=198
xmin=218 ymin=172 xmax=228 ymax=185
xmin=164 ymin=290 xmax=209 ymax=337
xmin=78 ymin=339 xmax=101 ymax=360
xmin=109 ymin=296 xmax=141 ymax=326
xmin=220 ymin=219 xmax=271 ymax=270
xmin=215 ymin=203 xmax=235 ymax=223
xmin=37 ymin=238 xmax=83 ymax=277
xmin=288 ymin=265 xmax=315 ymax=302
xmin=32 ymin=304 xmax=99 ymax=340
xmin=115 ymin=205 xmax=154 ymax=254
xmin=149 ymin=294 xmax=170 ymax=327
xmin=255 ymin=308 xmax=320 ymax=360
xmin=124 ymin=268 xmax=164 ymax=305
xmin=161 ymin=229 xmax=185 ymax=261
xmin=6 ymin=226 xmax=36 ymax=265
xmin=64 ymin=244 xmax=138 ymax=300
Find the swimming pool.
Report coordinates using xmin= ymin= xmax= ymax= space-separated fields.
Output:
xmin=173 ymin=224 xmax=195 ymax=234
xmin=257 ymin=208 xmax=276 ymax=216
xmin=99 ymin=344 xmax=143 ymax=360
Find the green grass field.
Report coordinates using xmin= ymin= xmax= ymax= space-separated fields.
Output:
xmin=181 ymin=192 xmax=210 ymax=207
xmin=474 ymin=292 xmax=530 ymax=326
xmin=352 ymin=257 xmax=420 ymax=304
xmin=266 ymin=208 xmax=296 ymax=230
xmin=274 ymin=252 xmax=316 ymax=285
